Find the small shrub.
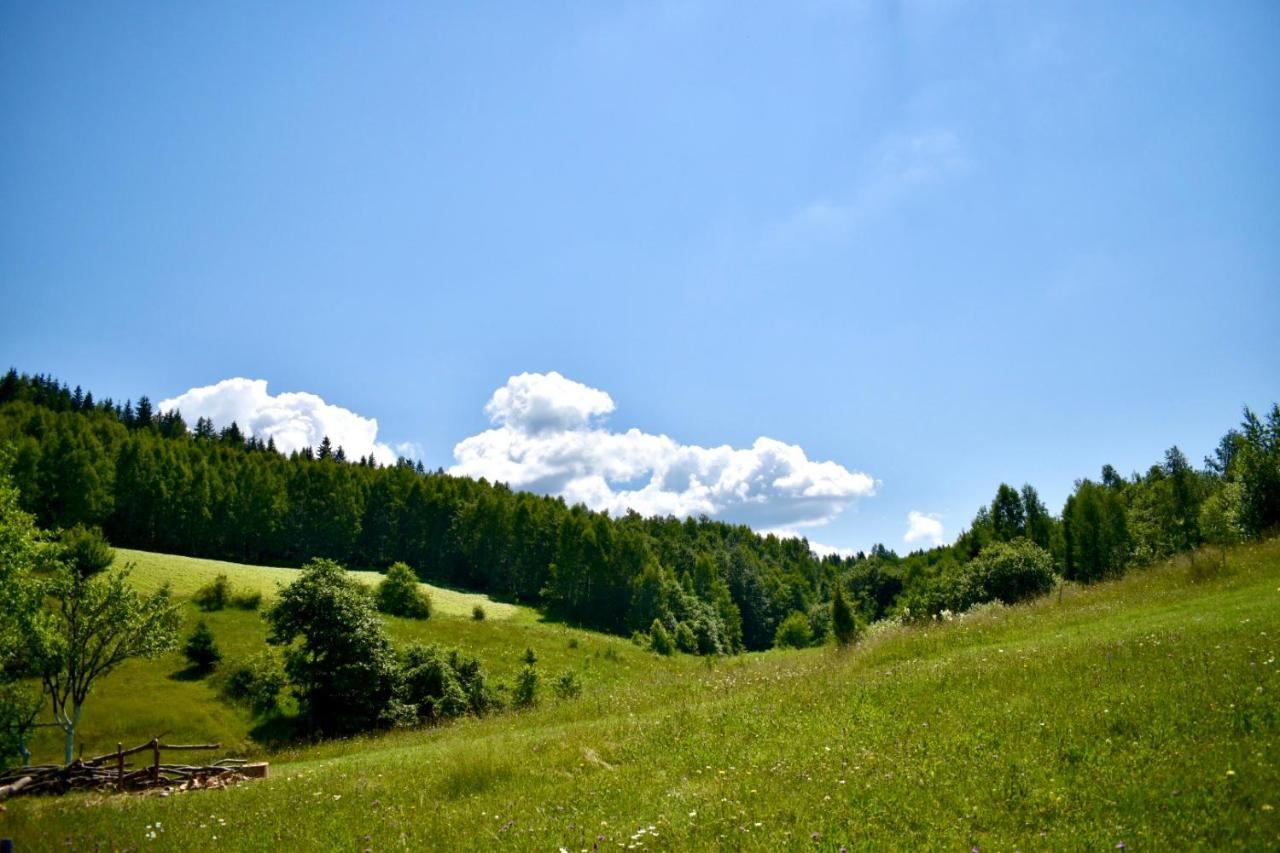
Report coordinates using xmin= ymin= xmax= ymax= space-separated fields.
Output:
xmin=692 ymin=618 xmax=721 ymax=656
xmin=472 ymin=603 xmax=486 ymax=621
xmin=400 ymin=643 xmax=469 ymax=720
xmin=229 ymin=589 xmax=263 ymax=610
xmin=223 ymin=652 xmax=286 ymax=716
xmin=59 ymin=525 xmax=115 ymax=578
xmin=512 ymin=664 xmax=539 ymax=709
xmin=521 ymin=647 xmax=538 ymax=665
xmin=649 ymin=619 xmax=674 ymax=656
xmin=773 ymin=611 xmax=814 ymax=649
xmin=807 ymin=601 xmax=832 ymax=645
xmin=567 ymin=637 xmax=579 ymax=649
xmin=183 ymin=620 xmax=221 ymax=673
xmin=193 ymin=574 xmax=232 ymax=611
xmin=553 ymin=669 xmax=582 ymax=700
xmin=674 ymin=622 xmax=698 ymax=654
xmin=376 ymin=562 xmax=432 ymax=619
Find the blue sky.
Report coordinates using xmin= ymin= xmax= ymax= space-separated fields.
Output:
xmin=2 ymin=1 xmax=1277 ymax=553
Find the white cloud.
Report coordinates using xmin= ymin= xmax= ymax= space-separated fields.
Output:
xmin=904 ymin=511 xmax=945 ymax=547
xmin=158 ymin=378 xmax=408 ymax=465
xmin=451 ymin=372 xmax=876 ymax=529
xmin=804 ymin=539 xmax=859 ymax=560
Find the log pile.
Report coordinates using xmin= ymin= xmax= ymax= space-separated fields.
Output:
xmin=0 ymin=738 xmax=260 ymax=799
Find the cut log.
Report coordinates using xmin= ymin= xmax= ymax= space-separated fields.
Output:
xmin=0 ymin=776 xmax=33 ymax=800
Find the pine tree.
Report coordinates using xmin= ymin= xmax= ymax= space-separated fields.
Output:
xmin=317 ymin=436 xmax=333 ymax=460
xmin=831 ymin=584 xmax=859 ymax=647
xmin=135 ymin=396 xmax=153 ymax=428
xmin=184 ymin=620 xmax=222 ymax=674
xmin=222 ymin=421 xmax=245 ymax=445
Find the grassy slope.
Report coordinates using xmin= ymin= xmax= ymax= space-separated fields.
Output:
xmin=23 ymin=549 xmax=626 ymax=762
xmin=6 ymin=542 xmax=1279 ymax=850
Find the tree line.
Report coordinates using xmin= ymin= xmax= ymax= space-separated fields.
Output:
xmin=3 ymin=369 xmax=1278 ymax=651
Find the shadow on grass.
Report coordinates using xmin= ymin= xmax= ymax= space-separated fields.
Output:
xmin=249 ymin=714 xmax=312 ymax=749
xmin=168 ymin=665 xmax=215 ymax=682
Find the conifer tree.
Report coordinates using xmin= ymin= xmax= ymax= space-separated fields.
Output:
xmin=184 ymin=620 xmax=221 ymax=673
xmin=135 ymin=396 xmax=153 ymax=428
xmin=831 ymin=584 xmax=859 ymax=647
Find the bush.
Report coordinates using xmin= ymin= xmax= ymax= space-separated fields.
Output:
xmin=183 ymin=620 xmax=221 ymax=673
xmin=553 ymin=669 xmax=582 ymax=700
xmin=472 ymin=604 xmax=486 ymax=621
xmin=223 ymin=652 xmax=286 ymax=716
xmin=229 ymin=589 xmax=263 ymax=610
xmin=968 ymin=539 xmax=1056 ymax=605
xmin=898 ymin=558 xmax=982 ymax=621
xmin=266 ymin=558 xmax=400 ymax=734
xmin=193 ymin=574 xmax=232 ymax=611
xmin=448 ymin=647 xmax=497 ymax=715
xmin=376 ymin=562 xmax=432 ymax=620
xmin=649 ymin=620 xmax=673 ymax=655
xmin=59 ymin=525 xmax=115 ymax=578
xmin=773 ymin=611 xmax=814 ymax=649
xmin=522 ymin=647 xmax=537 ymax=665
xmin=674 ymin=622 xmax=698 ymax=654
xmin=399 ymin=643 xmax=469 ymax=720
xmin=808 ymin=601 xmax=832 ymax=645
xmin=512 ymin=665 xmax=539 ymax=709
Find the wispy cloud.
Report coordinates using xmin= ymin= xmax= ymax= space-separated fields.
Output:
xmin=768 ymin=129 xmax=970 ymax=248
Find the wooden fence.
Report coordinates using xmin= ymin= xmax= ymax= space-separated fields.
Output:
xmin=0 ymin=738 xmax=266 ymax=799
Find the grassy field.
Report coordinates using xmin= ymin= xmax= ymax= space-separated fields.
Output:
xmin=22 ymin=549 xmax=636 ymax=762
xmin=118 ymin=548 xmax=520 ymax=619
xmin=4 ymin=542 xmax=1279 ymax=850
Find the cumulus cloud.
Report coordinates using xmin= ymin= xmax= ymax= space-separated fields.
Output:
xmin=450 ymin=372 xmax=876 ymax=529
xmin=904 ymin=511 xmax=945 ymax=547
xmin=158 ymin=378 xmax=411 ymax=465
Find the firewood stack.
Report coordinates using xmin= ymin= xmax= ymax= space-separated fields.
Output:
xmin=0 ymin=738 xmax=263 ymax=799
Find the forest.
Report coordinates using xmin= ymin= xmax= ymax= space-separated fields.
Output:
xmin=2 ymin=368 xmax=1278 ymax=653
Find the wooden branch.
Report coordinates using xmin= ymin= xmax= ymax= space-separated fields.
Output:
xmin=0 ymin=737 xmax=262 ymax=800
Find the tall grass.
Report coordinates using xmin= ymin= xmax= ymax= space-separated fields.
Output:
xmin=6 ymin=541 xmax=1278 ymax=850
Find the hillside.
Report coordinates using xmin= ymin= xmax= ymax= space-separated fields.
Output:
xmin=22 ymin=549 xmax=651 ymax=763
xmin=5 ymin=540 xmax=1278 ymax=849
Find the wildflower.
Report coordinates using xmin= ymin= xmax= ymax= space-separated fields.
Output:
xmin=1115 ymin=843 xmax=1126 ymax=851
xmin=1226 ymin=769 xmax=1236 ymax=778
xmin=689 ymin=811 xmax=697 ymax=818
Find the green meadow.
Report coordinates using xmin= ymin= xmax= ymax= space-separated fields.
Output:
xmin=5 ymin=541 xmax=1279 ymax=850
